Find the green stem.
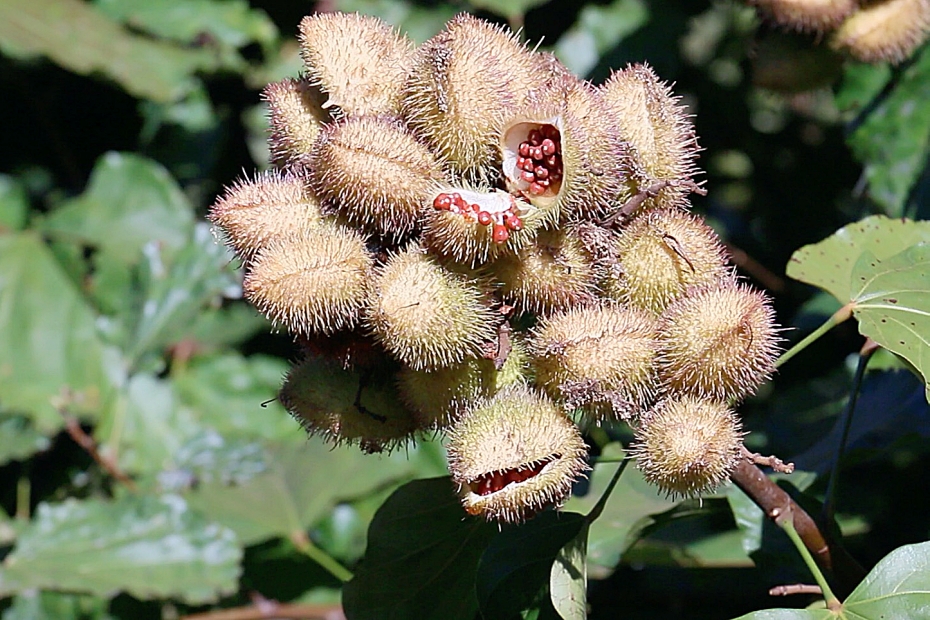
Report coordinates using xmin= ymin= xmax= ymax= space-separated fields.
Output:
xmin=291 ymin=531 xmax=354 ymax=583
xmin=776 ymin=304 xmax=853 ymax=369
xmin=777 ymin=513 xmax=841 ymax=611
xmin=587 ymin=459 xmax=630 ymax=523
xmin=16 ymin=475 xmax=30 ymax=520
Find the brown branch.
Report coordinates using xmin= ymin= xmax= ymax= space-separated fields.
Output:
xmin=181 ymin=602 xmax=344 ymax=620
xmin=57 ymin=403 xmax=137 ymax=492
xmin=769 ymin=584 xmax=822 ymax=597
xmin=745 ymin=448 xmax=795 ymax=474
xmin=723 ymin=242 xmax=787 ymax=294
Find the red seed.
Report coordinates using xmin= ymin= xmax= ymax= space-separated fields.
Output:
xmin=535 ymin=166 xmax=549 ymax=180
xmin=433 ymin=194 xmax=452 ymax=210
xmin=518 ymin=142 xmax=530 ymax=157
xmin=477 ymin=211 xmax=492 ymax=225
xmin=546 ymin=154 xmax=559 ymax=168
xmin=529 ymin=182 xmax=546 ymax=195
xmin=541 ymin=138 xmax=556 ymax=156
xmin=521 ymin=170 xmax=535 ymax=183
xmin=537 ymin=178 xmax=550 ymax=188
xmin=507 ymin=216 xmax=523 ymax=231
xmin=492 ymin=224 xmax=510 ymax=243
xmin=522 ymin=158 xmax=536 ymax=172
xmin=531 ymin=146 xmax=544 ymax=160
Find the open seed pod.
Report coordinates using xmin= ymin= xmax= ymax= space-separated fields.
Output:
xmin=447 ymin=384 xmax=589 ymax=522
xmin=263 ymin=77 xmax=329 ymax=168
xmin=830 ymin=0 xmax=930 ymax=64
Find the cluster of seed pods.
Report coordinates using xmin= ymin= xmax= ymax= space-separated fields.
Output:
xmin=432 ymin=191 xmax=524 ymax=242
xmin=516 ymin=125 xmax=563 ymax=196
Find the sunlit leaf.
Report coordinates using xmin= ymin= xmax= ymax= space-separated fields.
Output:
xmin=333 ymin=0 xmax=457 ymax=44
xmin=550 ymin=523 xmax=588 ymax=620
xmin=553 ymin=0 xmax=649 ymax=77
xmin=158 ymin=430 xmax=268 ymax=492
xmin=467 ymin=0 xmax=549 ymax=21
xmin=1 ymin=591 xmax=114 ymax=620
xmin=0 ymin=415 xmax=51 ymax=466
xmin=0 ymin=176 xmax=28 ymax=232
xmin=835 ymin=62 xmax=891 ymax=113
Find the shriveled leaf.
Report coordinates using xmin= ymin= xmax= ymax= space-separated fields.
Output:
xmin=0 ymin=495 xmax=240 ymax=603
xmin=476 ymin=511 xmax=586 ymax=619
xmin=0 ymin=415 xmax=51 ymax=466
xmin=550 ymin=523 xmax=588 ymax=620
xmin=554 ymin=0 xmax=649 ymax=77
xmin=342 ymin=477 xmax=497 ymax=620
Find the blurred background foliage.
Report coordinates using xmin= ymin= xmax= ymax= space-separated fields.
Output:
xmin=0 ymin=0 xmax=928 ymax=619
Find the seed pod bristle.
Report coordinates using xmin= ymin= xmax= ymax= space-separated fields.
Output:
xmin=263 ymin=77 xmax=330 ymax=168
xmin=830 ymin=0 xmax=930 ymax=64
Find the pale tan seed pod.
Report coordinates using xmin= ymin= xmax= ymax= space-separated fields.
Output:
xmin=599 ymin=64 xmax=700 ymax=212
xmin=298 ymin=12 xmax=413 ymax=117
xmin=604 ymin=208 xmax=731 ymax=315
xmin=530 ymin=304 xmax=661 ymax=421
xmin=308 ymin=115 xmax=443 ymax=240
xmin=397 ymin=337 xmax=528 ymax=430
xmin=447 ymin=384 xmax=589 ymax=523
xmin=501 ymin=77 xmax=635 ymax=223
xmin=749 ymin=0 xmax=858 ymax=32
xmin=243 ymin=223 xmax=372 ymax=335
xmin=280 ymin=355 xmax=419 ymax=453
xmin=631 ymin=396 xmax=743 ymax=498
xmin=208 ymin=170 xmax=322 ymax=259
xmin=492 ymin=226 xmax=600 ymax=316
xmin=368 ymin=245 xmax=498 ymax=370
xmin=830 ymin=0 xmax=930 ymax=64
xmin=263 ymin=77 xmax=329 ymax=167
xmin=402 ymin=13 xmax=547 ymax=180
xmin=657 ymin=282 xmax=780 ymax=402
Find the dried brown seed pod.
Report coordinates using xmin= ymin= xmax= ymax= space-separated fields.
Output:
xmin=263 ymin=77 xmax=329 ymax=167
xmin=830 ymin=0 xmax=930 ymax=64
xmin=749 ymin=0 xmax=858 ymax=32
xmin=447 ymin=384 xmax=589 ymax=523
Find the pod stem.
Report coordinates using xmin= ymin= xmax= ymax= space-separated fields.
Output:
xmin=775 ymin=508 xmax=841 ymax=611
xmin=291 ymin=530 xmax=354 ymax=583
xmin=775 ymin=303 xmax=853 ymax=369
xmin=587 ymin=458 xmax=630 ymax=523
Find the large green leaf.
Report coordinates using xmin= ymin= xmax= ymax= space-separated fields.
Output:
xmin=2 ymin=592 xmax=114 ymax=620
xmin=342 ymin=477 xmax=497 ymax=620
xmin=0 ymin=494 xmax=240 ymax=603
xmin=553 ymin=0 xmax=649 ymax=77
xmin=550 ymin=523 xmax=589 ymax=620
xmin=0 ymin=232 xmax=117 ymax=431
xmin=0 ymin=415 xmax=51 ymax=466
xmin=0 ymin=175 xmax=28 ymax=232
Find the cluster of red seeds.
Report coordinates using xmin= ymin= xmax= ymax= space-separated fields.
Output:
xmin=470 ymin=455 xmax=555 ymax=496
xmin=432 ymin=191 xmax=524 ymax=243
xmin=517 ymin=125 xmax=563 ymax=196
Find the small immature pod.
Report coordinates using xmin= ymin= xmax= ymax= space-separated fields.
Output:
xmin=631 ymin=396 xmax=743 ymax=498
xmin=308 ymin=115 xmax=444 ymax=240
xmin=657 ymin=282 xmax=780 ymax=402
xmin=208 ymin=170 xmax=322 ymax=259
xmin=368 ymin=245 xmax=498 ymax=370
xmin=749 ymin=0 xmax=858 ymax=32
xmin=298 ymin=12 xmax=414 ymax=117
xmin=280 ymin=355 xmax=419 ymax=453
xmin=447 ymin=384 xmax=589 ymax=523
xmin=263 ymin=77 xmax=329 ymax=168
xmin=604 ymin=208 xmax=731 ymax=315
xmin=599 ymin=64 xmax=700 ymax=212
xmin=830 ymin=0 xmax=930 ymax=64
xmin=243 ymin=223 xmax=372 ymax=335
xmin=530 ymin=304 xmax=661 ymax=421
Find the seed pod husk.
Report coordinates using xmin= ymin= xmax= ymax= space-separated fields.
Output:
xmin=308 ymin=115 xmax=443 ymax=240
xmin=298 ymin=12 xmax=413 ymax=117
xmin=208 ymin=170 xmax=322 ymax=259
xmin=368 ymin=245 xmax=498 ymax=370
xmin=750 ymin=0 xmax=858 ymax=32
xmin=280 ymin=355 xmax=419 ymax=453
xmin=657 ymin=282 xmax=780 ymax=401
xmin=243 ymin=223 xmax=372 ymax=335
xmin=530 ymin=304 xmax=661 ymax=421
xmin=447 ymin=384 xmax=589 ymax=522
xmin=263 ymin=77 xmax=329 ymax=168
xmin=631 ymin=396 xmax=743 ymax=498
xmin=599 ymin=64 xmax=700 ymax=212
xmin=830 ymin=0 xmax=930 ymax=64
xmin=604 ymin=208 xmax=731 ymax=315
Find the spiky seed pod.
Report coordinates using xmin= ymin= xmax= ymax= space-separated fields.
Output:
xmin=298 ymin=12 xmax=413 ymax=117
xmin=397 ymin=337 xmax=528 ymax=430
xmin=307 ymin=116 xmax=443 ymax=240
xmin=657 ymin=282 xmax=780 ymax=402
xmin=530 ymin=304 xmax=661 ymax=421
xmin=402 ymin=13 xmax=546 ymax=180
xmin=447 ymin=384 xmax=589 ymax=522
xmin=604 ymin=209 xmax=731 ymax=315
xmin=830 ymin=0 xmax=930 ymax=64
xmin=631 ymin=396 xmax=743 ymax=498
xmin=280 ymin=355 xmax=419 ymax=453
xmin=243 ymin=223 xmax=372 ymax=335
xmin=493 ymin=227 xmax=600 ymax=316
xmin=208 ymin=170 xmax=322 ymax=259
xmin=421 ymin=185 xmax=541 ymax=266
xmin=501 ymin=77 xmax=634 ymax=223
xmin=263 ymin=77 xmax=329 ymax=168
xmin=368 ymin=245 xmax=498 ymax=370
xmin=749 ymin=0 xmax=858 ymax=32
xmin=599 ymin=64 xmax=700 ymax=212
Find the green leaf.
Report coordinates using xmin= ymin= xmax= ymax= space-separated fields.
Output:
xmin=0 ymin=415 xmax=51 ymax=466
xmin=835 ymin=62 xmax=891 ymax=113
xmin=181 ymin=303 xmax=270 ymax=349
xmin=550 ymin=523 xmax=588 ymax=620
xmin=0 ymin=494 xmax=240 ymax=603
xmin=159 ymin=430 xmax=268 ymax=491
xmin=42 ymin=153 xmax=194 ymax=264
xmin=332 ymin=0 xmax=458 ymax=44
xmin=467 ymin=0 xmax=549 ymax=21
xmin=553 ymin=0 xmax=649 ymax=77
xmin=0 ymin=232 xmax=116 ymax=431
xmin=2 ymin=592 xmax=114 ymax=620
xmin=732 ymin=609 xmax=831 ymax=619
xmin=475 ymin=511 xmax=586 ymax=619
xmin=786 ymin=215 xmax=930 ymax=303
xmin=0 ymin=175 xmax=29 ymax=232
xmin=342 ymin=477 xmax=497 ymax=620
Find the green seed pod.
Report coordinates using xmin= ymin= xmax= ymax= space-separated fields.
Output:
xmin=492 ymin=226 xmax=599 ymax=316
xmin=280 ymin=355 xmax=419 ymax=453
xmin=530 ymin=304 xmax=661 ymax=421
xmin=402 ymin=13 xmax=546 ymax=180
xmin=501 ymin=76 xmax=634 ymax=223
xmin=368 ymin=245 xmax=498 ymax=370
xmin=751 ymin=0 xmax=858 ymax=32
xmin=447 ymin=384 xmax=589 ymax=523
xmin=604 ymin=208 xmax=731 ymax=315
xmin=599 ymin=64 xmax=700 ymax=211
xmin=243 ymin=223 xmax=372 ymax=335
xmin=830 ymin=0 xmax=930 ymax=64
xmin=263 ymin=77 xmax=329 ymax=167
xmin=208 ymin=170 xmax=322 ymax=259
xmin=298 ymin=12 xmax=413 ymax=117
xmin=308 ymin=115 xmax=443 ymax=240
xmin=631 ymin=396 xmax=743 ymax=498
xmin=657 ymin=282 xmax=780 ymax=401
xmin=397 ymin=336 xmax=528 ymax=430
